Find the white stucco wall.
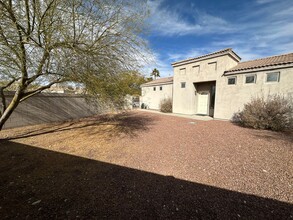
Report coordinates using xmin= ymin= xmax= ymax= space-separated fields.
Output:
xmin=172 ymin=54 xmax=239 ymax=114
xmin=140 ymin=83 xmax=173 ymax=110
xmin=214 ymin=66 xmax=293 ymax=119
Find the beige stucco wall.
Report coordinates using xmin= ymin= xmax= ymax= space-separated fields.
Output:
xmin=172 ymin=54 xmax=239 ymax=114
xmin=140 ymin=83 xmax=173 ymax=110
xmin=214 ymin=66 xmax=293 ymax=119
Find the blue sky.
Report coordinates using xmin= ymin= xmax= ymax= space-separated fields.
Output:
xmin=142 ymin=0 xmax=293 ymax=77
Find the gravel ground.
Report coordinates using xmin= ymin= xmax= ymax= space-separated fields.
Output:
xmin=0 ymin=110 xmax=292 ymax=219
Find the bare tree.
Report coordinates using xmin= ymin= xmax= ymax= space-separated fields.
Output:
xmin=0 ymin=0 xmax=151 ymax=130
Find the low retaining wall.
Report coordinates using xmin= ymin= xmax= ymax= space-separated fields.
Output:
xmin=2 ymin=93 xmax=100 ymax=129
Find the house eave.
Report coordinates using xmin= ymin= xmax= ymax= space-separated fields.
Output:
xmin=223 ymin=63 xmax=293 ymax=76
xmin=171 ymin=51 xmax=241 ymax=68
xmin=140 ymin=81 xmax=173 ymax=88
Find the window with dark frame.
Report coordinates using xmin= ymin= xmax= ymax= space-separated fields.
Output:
xmin=160 ymin=86 xmax=163 ymax=91
xmin=228 ymin=77 xmax=236 ymax=85
xmin=266 ymin=72 xmax=280 ymax=82
xmin=153 ymin=87 xmax=156 ymax=91
xmin=181 ymin=82 xmax=186 ymax=88
xmin=245 ymin=75 xmax=256 ymax=84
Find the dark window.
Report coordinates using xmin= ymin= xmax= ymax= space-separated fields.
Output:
xmin=245 ymin=75 xmax=256 ymax=84
xmin=228 ymin=77 xmax=236 ymax=85
xmin=266 ymin=72 xmax=279 ymax=82
xmin=153 ymin=87 xmax=156 ymax=91
xmin=181 ymin=82 xmax=186 ymax=88
xmin=160 ymin=86 xmax=163 ymax=90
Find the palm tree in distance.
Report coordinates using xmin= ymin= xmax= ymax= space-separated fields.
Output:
xmin=151 ymin=68 xmax=160 ymax=80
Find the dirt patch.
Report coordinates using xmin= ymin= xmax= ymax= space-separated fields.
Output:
xmin=0 ymin=110 xmax=292 ymax=219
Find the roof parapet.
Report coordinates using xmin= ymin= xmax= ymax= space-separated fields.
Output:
xmin=171 ymin=48 xmax=241 ymax=67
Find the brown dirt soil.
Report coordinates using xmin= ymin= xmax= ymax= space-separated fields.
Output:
xmin=0 ymin=110 xmax=292 ymax=219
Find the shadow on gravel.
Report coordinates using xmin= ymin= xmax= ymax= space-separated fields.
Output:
xmin=2 ymin=111 xmax=154 ymax=140
xmin=0 ymin=141 xmax=292 ymax=219
xmin=252 ymin=130 xmax=293 ymax=143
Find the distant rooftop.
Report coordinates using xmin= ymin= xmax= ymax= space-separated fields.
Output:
xmin=171 ymin=48 xmax=241 ymax=67
xmin=141 ymin=77 xmax=173 ymax=87
xmin=225 ymin=52 xmax=293 ymax=75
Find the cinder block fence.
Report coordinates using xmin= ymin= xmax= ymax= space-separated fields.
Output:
xmin=2 ymin=92 xmax=100 ymax=129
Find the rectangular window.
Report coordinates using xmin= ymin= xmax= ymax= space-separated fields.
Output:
xmin=180 ymin=68 xmax=186 ymax=75
xmin=181 ymin=82 xmax=186 ymax=88
xmin=228 ymin=77 xmax=237 ymax=85
xmin=160 ymin=86 xmax=162 ymax=91
xmin=153 ymin=87 xmax=156 ymax=91
xmin=208 ymin=62 xmax=217 ymax=70
xmin=245 ymin=75 xmax=256 ymax=84
xmin=266 ymin=72 xmax=280 ymax=82
xmin=192 ymin=65 xmax=200 ymax=74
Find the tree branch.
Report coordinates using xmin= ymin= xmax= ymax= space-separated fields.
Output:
xmin=0 ymin=77 xmax=19 ymax=115
xmin=25 ymin=0 xmax=31 ymax=36
xmin=0 ymin=1 xmax=29 ymax=82
xmin=20 ymin=79 xmax=63 ymax=102
xmin=26 ymin=50 xmax=50 ymax=85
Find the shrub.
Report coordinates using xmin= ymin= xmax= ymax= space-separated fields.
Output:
xmin=141 ymin=103 xmax=148 ymax=109
xmin=232 ymin=94 xmax=293 ymax=131
xmin=160 ymin=98 xmax=172 ymax=113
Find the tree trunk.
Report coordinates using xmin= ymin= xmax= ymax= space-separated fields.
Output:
xmin=0 ymin=92 xmax=21 ymax=131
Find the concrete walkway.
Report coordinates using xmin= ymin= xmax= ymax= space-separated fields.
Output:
xmin=136 ymin=109 xmax=214 ymax=121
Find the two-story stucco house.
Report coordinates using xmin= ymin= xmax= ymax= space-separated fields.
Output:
xmin=141 ymin=48 xmax=293 ymax=119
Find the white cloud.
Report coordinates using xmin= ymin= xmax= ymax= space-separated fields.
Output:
xmin=256 ymin=0 xmax=276 ymax=4
xmin=147 ymin=0 xmax=233 ymax=36
xmin=140 ymin=52 xmax=173 ymax=78
xmin=167 ymin=49 xmax=202 ymax=62
xmin=209 ymin=0 xmax=293 ymax=60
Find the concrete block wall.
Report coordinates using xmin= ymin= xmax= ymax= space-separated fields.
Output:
xmin=2 ymin=93 xmax=101 ymax=129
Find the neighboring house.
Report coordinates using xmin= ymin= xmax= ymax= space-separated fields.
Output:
xmin=45 ymin=84 xmax=66 ymax=93
xmin=44 ymin=84 xmax=84 ymax=94
xmin=140 ymin=77 xmax=173 ymax=109
xmin=141 ymin=48 xmax=293 ymax=119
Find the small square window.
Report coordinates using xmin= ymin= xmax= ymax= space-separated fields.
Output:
xmin=160 ymin=86 xmax=162 ymax=91
xmin=153 ymin=87 xmax=156 ymax=91
xmin=266 ymin=72 xmax=279 ymax=82
xmin=181 ymin=82 xmax=186 ymax=88
xmin=228 ymin=77 xmax=236 ymax=85
xmin=245 ymin=75 xmax=256 ymax=84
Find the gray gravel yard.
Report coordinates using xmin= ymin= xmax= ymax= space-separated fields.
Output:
xmin=0 ymin=110 xmax=292 ymax=219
